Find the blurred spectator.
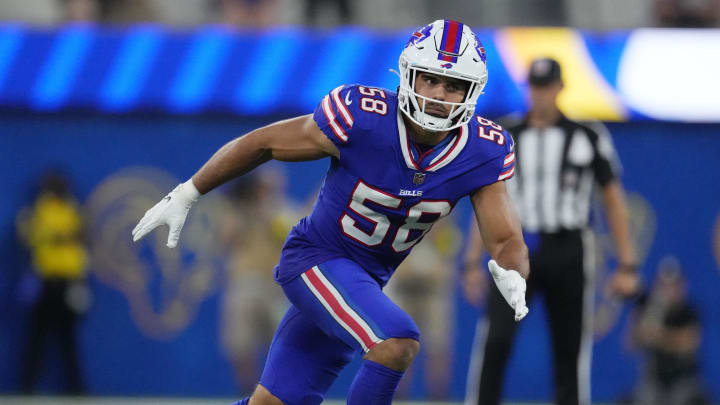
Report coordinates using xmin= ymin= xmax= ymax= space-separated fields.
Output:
xmin=150 ymin=0 xmax=210 ymax=26
xmin=0 ymin=0 xmax=58 ymax=24
xmin=655 ymin=0 xmax=720 ymax=27
xmin=219 ymin=168 xmax=302 ymax=393
xmin=62 ymin=0 xmax=99 ymax=21
xmin=211 ymin=0 xmax=279 ymax=26
xmin=439 ymin=0 xmax=568 ymax=27
xmin=629 ymin=256 xmax=710 ymax=405
xmin=15 ymin=169 xmax=91 ymax=394
xmin=15 ymin=0 xmax=720 ymax=27
xmin=566 ymin=0 xmax=654 ymax=29
xmin=305 ymin=0 xmax=352 ymax=26
xmin=58 ymin=0 xmax=155 ymax=23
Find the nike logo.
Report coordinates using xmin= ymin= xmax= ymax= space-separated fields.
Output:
xmin=344 ymin=91 xmax=352 ymax=105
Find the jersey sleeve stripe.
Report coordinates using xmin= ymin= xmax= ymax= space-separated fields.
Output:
xmin=504 ymin=152 xmax=515 ymax=167
xmin=498 ymin=166 xmax=515 ymax=181
xmin=321 ymin=95 xmax=348 ymax=142
xmin=301 ymin=266 xmax=383 ymax=352
xmin=331 ymin=86 xmax=354 ymax=128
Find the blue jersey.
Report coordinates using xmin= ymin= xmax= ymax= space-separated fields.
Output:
xmin=274 ymin=84 xmax=515 ymax=286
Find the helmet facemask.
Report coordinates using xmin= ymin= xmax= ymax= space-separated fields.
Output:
xmin=399 ymin=60 xmax=483 ymax=131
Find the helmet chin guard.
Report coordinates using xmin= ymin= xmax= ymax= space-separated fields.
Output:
xmin=398 ymin=20 xmax=488 ymax=132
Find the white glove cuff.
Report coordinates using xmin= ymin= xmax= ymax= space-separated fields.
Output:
xmin=179 ymin=178 xmax=201 ymax=202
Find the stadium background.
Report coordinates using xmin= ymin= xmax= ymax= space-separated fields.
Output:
xmin=1 ymin=0 xmax=719 ymax=403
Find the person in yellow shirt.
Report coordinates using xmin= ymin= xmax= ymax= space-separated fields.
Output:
xmin=16 ymin=171 xmax=89 ymax=394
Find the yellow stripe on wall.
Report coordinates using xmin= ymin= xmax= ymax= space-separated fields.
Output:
xmin=496 ymin=27 xmax=626 ymax=121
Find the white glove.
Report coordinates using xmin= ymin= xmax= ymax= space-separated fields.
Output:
xmin=488 ymin=260 xmax=529 ymax=321
xmin=132 ymin=179 xmax=200 ymax=248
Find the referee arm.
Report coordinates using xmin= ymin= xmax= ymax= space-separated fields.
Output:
xmin=603 ymin=180 xmax=635 ymax=267
xmin=602 ymin=179 xmax=640 ymax=296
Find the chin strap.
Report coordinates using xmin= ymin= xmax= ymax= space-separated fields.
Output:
xmin=413 ymin=109 xmax=451 ymax=130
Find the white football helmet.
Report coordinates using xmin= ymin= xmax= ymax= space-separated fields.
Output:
xmin=398 ymin=20 xmax=488 ymax=131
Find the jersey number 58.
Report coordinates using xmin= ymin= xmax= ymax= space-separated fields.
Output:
xmin=340 ymin=181 xmax=451 ymax=252
xmin=477 ymin=117 xmax=505 ymax=145
xmin=359 ymin=86 xmax=388 ymax=115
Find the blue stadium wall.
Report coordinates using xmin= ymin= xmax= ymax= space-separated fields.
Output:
xmin=1 ymin=25 xmax=719 ymax=402
xmin=1 ymin=113 xmax=719 ymax=402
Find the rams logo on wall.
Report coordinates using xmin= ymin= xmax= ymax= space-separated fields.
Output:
xmin=85 ymin=167 xmax=231 ymax=340
xmin=592 ymin=192 xmax=656 ymax=339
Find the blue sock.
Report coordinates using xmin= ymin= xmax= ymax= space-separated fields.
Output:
xmin=347 ymin=359 xmax=404 ymax=405
xmin=230 ymin=398 xmax=249 ymax=405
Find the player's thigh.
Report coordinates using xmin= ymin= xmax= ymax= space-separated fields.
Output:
xmin=259 ymin=305 xmax=355 ymax=405
xmin=282 ymin=258 xmax=420 ymax=354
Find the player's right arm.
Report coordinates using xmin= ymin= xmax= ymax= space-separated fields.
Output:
xmin=192 ymin=114 xmax=339 ymax=194
xmin=132 ymin=114 xmax=338 ymax=247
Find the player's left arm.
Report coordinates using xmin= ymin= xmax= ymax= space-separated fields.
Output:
xmin=471 ymin=181 xmax=529 ymax=320
xmin=470 ymin=181 xmax=528 ymax=279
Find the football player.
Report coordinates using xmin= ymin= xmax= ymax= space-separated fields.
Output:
xmin=132 ymin=20 xmax=529 ymax=405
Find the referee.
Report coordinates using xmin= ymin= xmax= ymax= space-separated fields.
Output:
xmin=463 ymin=58 xmax=639 ymax=405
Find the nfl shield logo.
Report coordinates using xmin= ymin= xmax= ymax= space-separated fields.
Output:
xmin=412 ymin=173 xmax=426 ymax=185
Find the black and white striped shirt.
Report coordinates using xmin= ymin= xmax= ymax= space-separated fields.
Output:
xmin=504 ymin=114 xmax=619 ymax=233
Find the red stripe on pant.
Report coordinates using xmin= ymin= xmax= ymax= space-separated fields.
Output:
xmin=304 ymin=268 xmax=377 ymax=349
